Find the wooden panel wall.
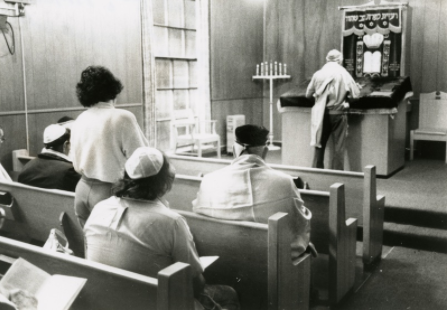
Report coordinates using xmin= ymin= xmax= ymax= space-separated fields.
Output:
xmin=210 ymin=0 xmax=264 ymax=143
xmin=0 ymin=0 xmax=143 ymax=171
xmin=264 ymin=0 xmax=447 ymax=141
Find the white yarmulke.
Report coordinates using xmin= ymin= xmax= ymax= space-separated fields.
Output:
xmin=43 ymin=124 xmax=67 ymax=144
xmin=326 ymin=49 xmax=343 ymax=63
xmin=125 ymin=147 xmax=164 ymax=179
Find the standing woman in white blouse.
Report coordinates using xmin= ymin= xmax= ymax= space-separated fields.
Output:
xmin=70 ymin=66 xmax=148 ymax=227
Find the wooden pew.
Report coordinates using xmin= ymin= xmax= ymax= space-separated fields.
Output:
xmin=0 ymin=181 xmax=83 ymax=257
xmin=10 ymin=150 xmax=380 ymax=267
xmin=0 ymin=236 xmax=194 ymax=309
xmin=0 ymin=181 xmax=312 ymax=309
xmin=177 ymin=210 xmax=311 ymax=309
xmin=168 ymin=154 xmax=385 ymax=267
xmin=11 ymin=149 xmax=33 ymax=173
xmin=166 ymin=174 xmax=358 ymax=306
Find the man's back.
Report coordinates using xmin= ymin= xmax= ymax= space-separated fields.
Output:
xmin=307 ymin=62 xmax=359 ymax=111
xmin=193 ymin=154 xmax=311 ymax=257
xmin=18 ymin=152 xmax=80 ymax=192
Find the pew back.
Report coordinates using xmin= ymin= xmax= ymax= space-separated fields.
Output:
xmin=0 ymin=181 xmax=311 ymax=309
xmin=0 ymin=181 xmax=83 ymax=256
xmin=167 ymin=175 xmax=357 ymax=305
xmin=168 ymin=155 xmax=384 ymax=266
xmin=177 ymin=210 xmax=311 ymax=309
xmin=0 ymin=236 xmax=194 ymax=309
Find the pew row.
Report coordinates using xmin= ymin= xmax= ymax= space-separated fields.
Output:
xmin=177 ymin=210 xmax=311 ymax=309
xmin=10 ymin=149 xmax=380 ymax=267
xmin=166 ymin=175 xmax=358 ymax=305
xmin=0 ymin=236 xmax=194 ymax=309
xmin=168 ymin=154 xmax=385 ymax=267
xmin=0 ymin=181 xmax=82 ymax=256
xmin=0 ymin=181 xmax=312 ymax=309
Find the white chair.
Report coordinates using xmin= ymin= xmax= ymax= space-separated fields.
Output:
xmin=410 ymin=91 xmax=447 ymax=163
xmin=171 ymin=109 xmax=221 ymax=158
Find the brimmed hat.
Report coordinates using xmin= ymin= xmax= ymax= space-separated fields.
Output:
xmin=125 ymin=147 xmax=164 ymax=179
xmin=43 ymin=124 xmax=67 ymax=144
xmin=235 ymin=124 xmax=269 ymax=147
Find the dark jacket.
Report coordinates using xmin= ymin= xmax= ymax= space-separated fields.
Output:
xmin=18 ymin=152 xmax=81 ymax=192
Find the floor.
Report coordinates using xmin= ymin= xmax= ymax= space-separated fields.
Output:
xmin=193 ymin=148 xmax=447 ymax=308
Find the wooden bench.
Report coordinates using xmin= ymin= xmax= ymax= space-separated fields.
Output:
xmin=177 ymin=210 xmax=311 ymax=309
xmin=168 ymin=154 xmax=385 ymax=267
xmin=11 ymin=149 xmax=34 ymax=173
xmin=166 ymin=174 xmax=358 ymax=305
xmin=0 ymin=181 xmax=312 ymax=309
xmin=0 ymin=236 xmax=194 ymax=309
xmin=0 ymin=181 xmax=83 ymax=257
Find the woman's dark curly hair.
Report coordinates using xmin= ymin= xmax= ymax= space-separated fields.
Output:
xmin=76 ymin=66 xmax=124 ymax=107
xmin=113 ymin=153 xmax=175 ymax=201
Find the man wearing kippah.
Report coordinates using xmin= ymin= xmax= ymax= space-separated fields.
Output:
xmin=18 ymin=124 xmax=81 ymax=191
xmin=306 ymin=49 xmax=361 ymax=170
xmin=193 ymin=124 xmax=312 ymax=259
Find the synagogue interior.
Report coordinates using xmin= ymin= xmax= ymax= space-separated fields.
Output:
xmin=0 ymin=0 xmax=446 ymax=309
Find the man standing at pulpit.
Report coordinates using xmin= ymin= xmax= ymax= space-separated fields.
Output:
xmin=306 ymin=49 xmax=361 ymax=170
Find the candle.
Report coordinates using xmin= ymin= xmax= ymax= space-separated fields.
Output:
xmin=270 ymin=63 xmax=273 ymax=76
xmin=256 ymin=64 xmax=259 ymax=76
xmin=265 ymin=62 xmax=268 ymax=75
xmin=260 ymin=63 xmax=264 ymax=76
xmin=274 ymin=62 xmax=278 ymax=75
xmin=284 ymin=64 xmax=287 ymax=75
xmin=279 ymin=63 xmax=282 ymax=75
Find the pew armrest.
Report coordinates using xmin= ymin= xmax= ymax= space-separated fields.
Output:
xmin=363 ymin=194 xmax=385 ymax=267
xmin=346 ymin=217 xmax=357 ymax=228
xmin=0 ymin=191 xmax=19 ymax=221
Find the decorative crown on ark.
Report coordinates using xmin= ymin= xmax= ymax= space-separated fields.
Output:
xmin=363 ymin=33 xmax=384 ymax=49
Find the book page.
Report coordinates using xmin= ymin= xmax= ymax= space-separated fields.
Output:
xmin=36 ymin=275 xmax=87 ymax=310
xmin=199 ymin=256 xmax=219 ymax=270
xmin=0 ymin=258 xmax=49 ymax=296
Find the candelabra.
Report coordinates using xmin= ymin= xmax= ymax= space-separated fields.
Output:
xmin=253 ymin=62 xmax=291 ymax=150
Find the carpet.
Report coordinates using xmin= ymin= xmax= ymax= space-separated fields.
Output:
xmin=340 ymin=247 xmax=447 ymax=310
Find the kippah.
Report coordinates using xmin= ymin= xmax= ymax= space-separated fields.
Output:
xmin=326 ymin=49 xmax=343 ymax=63
xmin=43 ymin=124 xmax=67 ymax=144
xmin=125 ymin=147 xmax=164 ymax=179
xmin=235 ymin=124 xmax=269 ymax=147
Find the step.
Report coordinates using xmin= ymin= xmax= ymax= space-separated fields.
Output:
xmin=384 ymin=204 xmax=447 ymax=230
xmin=383 ymin=222 xmax=447 ymax=253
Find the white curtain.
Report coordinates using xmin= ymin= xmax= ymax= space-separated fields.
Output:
xmin=196 ymin=0 xmax=211 ymax=132
xmin=140 ymin=0 xmax=157 ymax=147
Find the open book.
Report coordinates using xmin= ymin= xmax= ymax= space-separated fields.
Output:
xmin=0 ymin=258 xmax=86 ymax=310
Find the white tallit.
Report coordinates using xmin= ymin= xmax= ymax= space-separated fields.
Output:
xmin=306 ymin=62 xmax=360 ymax=147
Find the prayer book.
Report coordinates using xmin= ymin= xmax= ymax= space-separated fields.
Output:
xmin=0 ymin=258 xmax=86 ymax=310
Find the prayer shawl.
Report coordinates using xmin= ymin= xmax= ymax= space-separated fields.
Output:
xmin=193 ymin=154 xmax=312 ymax=259
xmin=306 ymin=62 xmax=360 ymax=147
